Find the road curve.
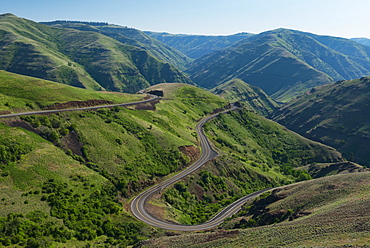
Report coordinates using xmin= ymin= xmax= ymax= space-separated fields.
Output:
xmin=0 ymin=94 xmax=159 ymax=119
xmin=130 ymin=107 xmax=271 ymax=231
xmin=0 ymin=96 xmax=270 ymax=231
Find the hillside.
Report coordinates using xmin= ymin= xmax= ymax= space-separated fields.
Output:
xmin=137 ymin=172 xmax=370 ymax=248
xmin=0 ymin=13 xmax=192 ymax=93
xmin=0 ymin=70 xmax=142 ymax=114
xmin=145 ymin=32 xmax=254 ymax=59
xmin=186 ymin=29 xmax=370 ymax=102
xmin=140 ymin=97 xmax=344 ymax=226
xmin=0 ymin=72 xmax=349 ymax=246
xmin=271 ymin=76 xmax=370 ymax=166
xmin=210 ymin=78 xmax=279 ymax=115
xmin=40 ymin=21 xmax=192 ymax=70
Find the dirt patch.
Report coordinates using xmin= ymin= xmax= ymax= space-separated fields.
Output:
xmin=60 ymin=131 xmax=84 ymax=157
xmin=2 ymin=119 xmax=41 ymax=134
xmin=179 ymin=145 xmax=200 ymax=164
xmin=0 ymin=110 xmax=11 ymax=115
xmin=129 ymin=98 xmax=160 ymax=111
xmin=145 ymin=191 xmax=166 ymax=221
xmin=46 ymin=99 xmax=114 ymax=110
xmin=189 ymin=182 xmax=205 ymax=200
xmin=136 ymin=230 xmax=240 ymax=248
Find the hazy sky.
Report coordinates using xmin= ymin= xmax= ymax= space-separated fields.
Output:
xmin=2 ymin=0 xmax=370 ymax=38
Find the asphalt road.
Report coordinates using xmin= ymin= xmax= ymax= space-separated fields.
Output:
xmin=0 ymin=96 xmax=270 ymax=231
xmin=0 ymin=94 xmax=159 ymax=119
xmin=130 ymin=106 xmax=271 ymax=231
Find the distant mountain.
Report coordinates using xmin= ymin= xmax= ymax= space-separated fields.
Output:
xmin=210 ymin=78 xmax=278 ymax=116
xmin=186 ymin=29 xmax=370 ymax=102
xmin=271 ymin=76 xmax=370 ymax=165
xmin=144 ymin=31 xmax=254 ymax=59
xmin=0 ymin=14 xmax=192 ymax=93
xmin=41 ymin=21 xmax=192 ymax=70
xmin=351 ymin=38 xmax=370 ymax=46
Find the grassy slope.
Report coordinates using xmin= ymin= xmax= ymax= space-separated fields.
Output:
xmin=0 ymin=14 xmax=192 ymax=93
xmin=146 ymin=106 xmax=345 ymax=225
xmin=0 ymin=77 xmax=350 ymax=246
xmin=186 ymin=29 xmax=370 ymax=102
xmin=0 ymin=81 xmax=229 ymax=246
xmin=40 ymin=22 xmax=193 ymax=70
xmin=210 ymin=78 xmax=279 ymax=115
xmin=0 ymin=14 xmax=102 ymax=90
xmin=186 ymin=32 xmax=334 ymax=102
xmin=137 ymin=172 xmax=370 ymax=248
xmin=0 ymin=70 xmax=142 ymax=112
xmin=271 ymin=76 xmax=370 ymax=166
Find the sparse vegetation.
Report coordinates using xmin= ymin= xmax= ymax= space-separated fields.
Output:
xmin=138 ymin=172 xmax=370 ymax=248
xmin=272 ymin=76 xmax=370 ymax=166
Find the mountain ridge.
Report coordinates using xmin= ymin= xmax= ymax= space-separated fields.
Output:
xmin=145 ymin=31 xmax=254 ymax=59
xmin=40 ymin=21 xmax=193 ymax=70
xmin=0 ymin=14 xmax=193 ymax=93
xmin=186 ymin=28 xmax=370 ymax=102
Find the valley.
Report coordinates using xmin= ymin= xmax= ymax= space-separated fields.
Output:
xmin=1 ymin=13 xmax=370 ymax=248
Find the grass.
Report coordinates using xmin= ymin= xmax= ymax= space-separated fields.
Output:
xmin=0 ymin=82 xmax=229 ymax=245
xmin=137 ymin=172 xmax=370 ymax=248
xmin=271 ymin=76 xmax=370 ymax=166
xmin=0 ymin=70 xmax=142 ymax=112
xmin=210 ymin=78 xmax=279 ymax=116
xmin=0 ymin=80 xmax=355 ymax=247
xmin=150 ymin=105 xmax=344 ymax=225
xmin=0 ymin=14 xmax=192 ymax=94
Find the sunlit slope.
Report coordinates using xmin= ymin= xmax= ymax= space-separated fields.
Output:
xmin=210 ymin=78 xmax=279 ymax=115
xmin=0 ymin=70 xmax=142 ymax=113
xmin=138 ymin=172 xmax=370 ymax=248
xmin=0 ymin=14 xmax=192 ymax=93
xmin=41 ymin=21 xmax=193 ymax=70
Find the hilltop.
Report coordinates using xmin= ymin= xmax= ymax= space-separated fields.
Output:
xmin=210 ymin=78 xmax=279 ymax=115
xmin=271 ymin=76 xmax=370 ymax=166
xmin=0 ymin=14 xmax=192 ymax=93
xmin=186 ymin=29 xmax=370 ymax=102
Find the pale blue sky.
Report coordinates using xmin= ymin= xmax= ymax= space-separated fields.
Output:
xmin=2 ymin=0 xmax=370 ymax=38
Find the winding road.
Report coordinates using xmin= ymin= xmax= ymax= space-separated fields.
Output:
xmin=130 ymin=106 xmax=271 ymax=231
xmin=0 ymin=95 xmax=270 ymax=231
xmin=0 ymin=94 xmax=159 ymax=119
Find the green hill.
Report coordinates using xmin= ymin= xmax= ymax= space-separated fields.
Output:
xmin=186 ymin=29 xmax=370 ymax=102
xmin=271 ymin=76 xmax=370 ymax=166
xmin=0 ymin=70 xmax=142 ymax=114
xmin=40 ymin=21 xmax=192 ymax=70
xmin=0 ymin=73 xmax=348 ymax=246
xmin=137 ymin=172 xmax=370 ymax=248
xmin=145 ymin=31 xmax=254 ymax=59
xmin=210 ymin=78 xmax=279 ymax=115
xmin=0 ymin=13 xmax=192 ymax=93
